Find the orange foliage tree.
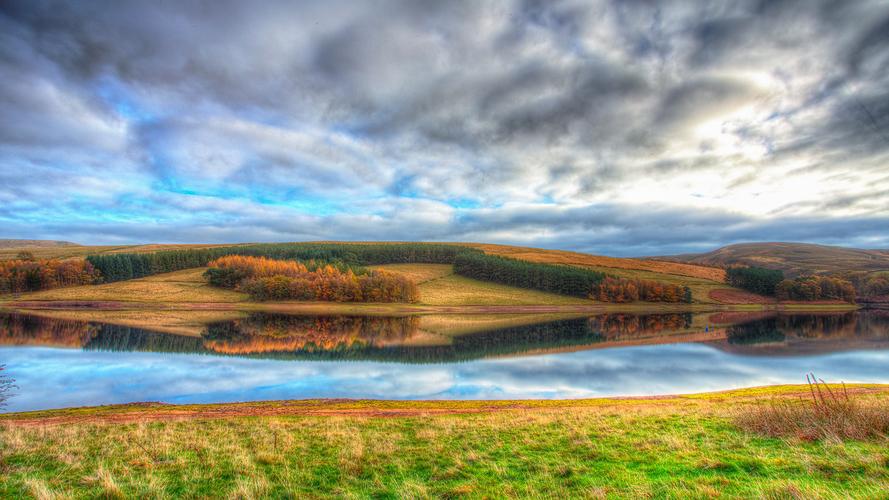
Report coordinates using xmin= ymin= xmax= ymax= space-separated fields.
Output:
xmin=0 ymin=259 xmax=100 ymax=294
xmin=204 ymin=255 xmax=419 ymax=303
xmin=591 ymin=276 xmax=691 ymax=303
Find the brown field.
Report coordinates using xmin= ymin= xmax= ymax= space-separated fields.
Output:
xmin=708 ymin=288 xmax=773 ymax=304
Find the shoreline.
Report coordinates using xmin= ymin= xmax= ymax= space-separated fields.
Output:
xmin=4 ymin=384 xmax=888 ymax=424
xmin=0 ymin=299 xmax=862 ymax=315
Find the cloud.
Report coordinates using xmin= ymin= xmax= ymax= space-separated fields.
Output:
xmin=1 ymin=0 xmax=888 ymax=252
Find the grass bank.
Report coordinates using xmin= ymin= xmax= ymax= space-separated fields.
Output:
xmin=1 ymin=386 xmax=887 ymax=498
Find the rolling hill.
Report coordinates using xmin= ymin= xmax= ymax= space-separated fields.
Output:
xmin=0 ymin=239 xmax=78 ymax=248
xmin=653 ymin=242 xmax=889 ymax=278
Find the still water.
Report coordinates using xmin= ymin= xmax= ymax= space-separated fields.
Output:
xmin=2 ymin=310 xmax=888 ymax=411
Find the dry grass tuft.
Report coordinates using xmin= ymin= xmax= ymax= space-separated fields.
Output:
xmin=84 ymin=465 xmax=125 ymax=499
xmin=23 ymin=477 xmax=59 ymax=500
xmin=735 ymin=374 xmax=889 ymax=441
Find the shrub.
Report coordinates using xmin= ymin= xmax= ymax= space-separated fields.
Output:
xmin=734 ymin=374 xmax=889 ymax=441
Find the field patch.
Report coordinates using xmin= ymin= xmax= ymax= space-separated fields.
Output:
xmin=375 ymin=264 xmax=591 ymax=306
xmin=709 ymin=288 xmax=773 ymax=304
xmin=11 ymin=268 xmax=247 ymax=303
xmin=2 ymin=386 xmax=888 ymax=498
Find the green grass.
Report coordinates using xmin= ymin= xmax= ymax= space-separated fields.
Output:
xmin=2 ymin=387 xmax=888 ymax=498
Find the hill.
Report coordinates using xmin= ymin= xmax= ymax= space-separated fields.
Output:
xmin=0 ymin=239 xmax=78 ymax=248
xmin=654 ymin=242 xmax=889 ymax=278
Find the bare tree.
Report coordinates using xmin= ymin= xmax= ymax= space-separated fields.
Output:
xmin=0 ymin=365 xmax=15 ymax=409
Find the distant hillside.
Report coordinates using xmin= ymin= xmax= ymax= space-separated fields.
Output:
xmin=653 ymin=242 xmax=889 ymax=278
xmin=0 ymin=239 xmax=78 ymax=248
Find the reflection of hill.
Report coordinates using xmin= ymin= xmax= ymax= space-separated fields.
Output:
xmin=713 ymin=312 xmax=889 ymax=355
xmin=4 ymin=310 xmax=889 ymax=362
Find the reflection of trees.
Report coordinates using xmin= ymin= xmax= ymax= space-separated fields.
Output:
xmin=202 ymin=314 xmax=604 ymax=362
xmin=224 ymin=317 xmax=604 ymax=363
xmin=725 ymin=312 xmax=889 ymax=346
xmin=5 ymin=310 xmax=889 ymax=363
xmin=84 ymin=324 xmax=206 ymax=353
xmin=0 ymin=312 xmax=96 ymax=347
xmin=203 ymin=314 xmax=420 ymax=354
xmin=777 ymin=313 xmax=858 ymax=339
xmin=587 ymin=313 xmax=693 ymax=339
xmin=726 ymin=319 xmax=785 ymax=345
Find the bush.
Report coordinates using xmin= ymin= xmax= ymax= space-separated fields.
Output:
xmin=734 ymin=374 xmax=889 ymax=441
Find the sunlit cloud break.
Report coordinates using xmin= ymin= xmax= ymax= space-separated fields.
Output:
xmin=2 ymin=0 xmax=888 ymax=255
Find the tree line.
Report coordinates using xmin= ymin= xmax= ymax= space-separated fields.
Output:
xmin=205 ymin=255 xmax=419 ymax=303
xmin=775 ymin=276 xmax=856 ymax=303
xmin=453 ymin=253 xmax=691 ymax=303
xmin=453 ymin=252 xmax=607 ymax=297
xmin=726 ymin=265 xmax=856 ymax=303
xmin=591 ymin=276 xmax=692 ymax=303
xmin=0 ymin=258 xmax=100 ymax=294
xmin=725 ymin=266 xmax=785 ymax=296
xmin=86 ymin=243 xmax=480 ymax=283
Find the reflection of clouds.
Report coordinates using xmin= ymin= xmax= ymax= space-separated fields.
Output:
xmin=3 ymin=344 xmax=889 ymax=412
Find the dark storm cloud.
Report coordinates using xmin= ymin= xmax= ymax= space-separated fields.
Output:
xmin=1 ymin=0 xmax=889 ymax=252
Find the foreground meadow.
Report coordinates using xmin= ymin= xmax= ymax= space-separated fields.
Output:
xmin=2 ymin=386 xmax=887 ymax=498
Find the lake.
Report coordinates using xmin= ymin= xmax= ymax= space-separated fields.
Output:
xmin=2 ymin=310 xmax=888 ymax=412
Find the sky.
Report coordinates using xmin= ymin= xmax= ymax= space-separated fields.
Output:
xmin=1 ymin=0 xmax=888 ymax=256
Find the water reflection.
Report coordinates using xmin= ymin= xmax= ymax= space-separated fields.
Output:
xmin=1 ymin=309 xmax=888 ymax=411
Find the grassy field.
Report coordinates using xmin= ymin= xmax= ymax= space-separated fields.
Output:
xmin=2 ymin=386 xmax=887 ymax=498
xmin=9 ymin=268 xmax=248 ymax=304
xmin=12 ymin=265 xmax=591 ymax=308
xmin=374 ymin=264 xmax=592 ymax=306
